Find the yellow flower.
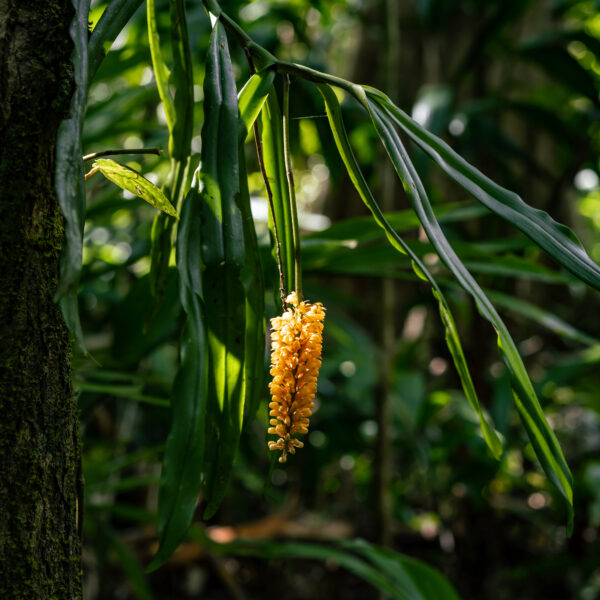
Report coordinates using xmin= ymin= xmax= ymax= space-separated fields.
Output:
xmin=267 ymin=291 xmax=325 ymax=462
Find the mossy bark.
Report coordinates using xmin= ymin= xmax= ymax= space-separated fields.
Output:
xmin=0 ymin=1 xmax=82 ymax=598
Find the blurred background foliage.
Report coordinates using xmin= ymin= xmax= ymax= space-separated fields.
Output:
xmin=80 ymin=0 xmax=600 ymax=598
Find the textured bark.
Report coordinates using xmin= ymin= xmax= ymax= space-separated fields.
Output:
xmin=0 ymin=1 xmax=82 ymax=599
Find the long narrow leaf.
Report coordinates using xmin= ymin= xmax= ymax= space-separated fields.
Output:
xmin=365 ymin=87 xmax=600 ymax=292
xmin=260 ymin=89 xmax=295 ymax=297
xmin=147 ymin=0 xmax=205 ymax=546
xmin=147 ymin=0 xmax=175 ymax=133
xmin=148 ymin=0 xmax=194 ymax=301
xmin=197 ymin=532 xmax=460 ymax=600
xmin=238 ymin=140 xmax=266 ymax=425
xmin=199 ymin=21 xmax=247 ymax=519
xmin=236 ymin=76 xmax=272 ymax=423
xmin=170 ymin=0 xmax=194 ymax=161
xmin=55 ymin=0 xmax=89 ymax=350
xmin=340 ymin=539 xmax=461 ymax=600
xmin=318 ymin=83 xmax=502 ymax=459
xmin=364 ymin=98 xmax=573 ymax=530
xmin=148 ymin=182 xmax=208 ymax=572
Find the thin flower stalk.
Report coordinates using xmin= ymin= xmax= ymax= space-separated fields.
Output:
xmin=268 ymin=292 xmax=325 ymax=462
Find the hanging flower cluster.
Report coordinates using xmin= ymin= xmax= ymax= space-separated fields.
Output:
xmin=268 ymin=292 xmax=325 ymax=463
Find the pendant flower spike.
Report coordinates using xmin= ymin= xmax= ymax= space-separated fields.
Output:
xmin=268 ymin=292 xmax=325 ymax=463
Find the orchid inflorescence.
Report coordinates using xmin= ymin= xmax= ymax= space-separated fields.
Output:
xmin=267 ymin=292 xmax=325 ymax=463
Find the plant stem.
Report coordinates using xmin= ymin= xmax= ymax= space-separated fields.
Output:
xmin=282 ymin=75 xmax=302 ymax=301
xmin=82 ymin=148 xmax=161 ymax=162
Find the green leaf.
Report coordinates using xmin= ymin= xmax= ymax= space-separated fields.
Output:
xmin=169 ymin=0 xmax=194 ymax=161
xmin=200 ymin=533 xmax=460 ymax=600
xmin=341 ymin=539 xmax=461 ymax=600
xmin=148 ymin=157 xmax=195 ymax=303
xmin=55 ymin=0 xmax=90 ymax=351
xmin=365 ymin=87 xmax=600 ymax=292
xmin=147 ymin=0 xmax=175 ymax=133
xmin=88 ymin=0 xmax=145 ymax=82
xmin=148 ymin=183 xmax=208 ymax=573
xmin=261 ymin=88 xmax=295 ymax=299
xmin=238 ymin=70 xmax=276 ymax=141
xmin=317 ymin=83 xmax=502 ymax=460
xmin=149 ymin=212 xmax=173 ymax=302
xmin=364 ymin=97 xmax=573 ymax=530
xmin=233 ymin=70 xmax=279 ymax=424
xmin=197 ymin=21 xmax=247 ymax=519
xmin=148 ymin=0 xmax=194 ymax=306
xmin=238 ymin=138 xmax=265 ymax=424
xmin=93 ymin=159 xmax=179 ymax=218
xmin=147 ymin=2 xmax=204 ymax=548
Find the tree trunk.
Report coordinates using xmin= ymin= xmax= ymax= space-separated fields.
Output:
xmin=0 ymin=1 xmax=82 ymax=598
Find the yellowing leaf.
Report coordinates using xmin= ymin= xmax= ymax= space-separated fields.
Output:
xmin=93 ymin=159 xmax=178 ymax=219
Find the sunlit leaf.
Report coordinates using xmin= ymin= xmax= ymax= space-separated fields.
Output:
xmin=364 ymin=97 xmax=573 ymax=530
xmin=365 ymin=87 xmax=600 ymax=292
xmin=238 ymin=70 xmax=276 ymax=140
xmin=261 ymin=88 xmax=295 ymax=301
xmin=93 ymin=159 xmax=178 ymax=218
xmin=318 ymin=83 xmax=502 ymax=460
xmin=197 ymin=20 xmax=247 ymax=520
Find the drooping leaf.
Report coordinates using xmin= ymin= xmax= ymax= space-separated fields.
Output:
xmin=364 ymin=97 xmax=573 ymax=530
xmin=365 ymin=87 xmax=600 ymax=292
xmin=341 ymin=539 xmax=461 ymax=600
xmin=55 ymin=0 xmax=90 ymax=350
xmin=317 ymin=83 xmax=502 ymax=460
xmin=260 ymin=88 xmax=295 ymax=302
xmin=234 ymin=70 xmax=276 ymax=423
xmin=198 ymin=532 xmax=461 ymax=600
xmin=93 ymin=159 xmax=178 ymax=218
xmin=197 ymin=21 xmax=247 ymax=519
xmin=147 ymin=183 xmax=207 ymax=572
